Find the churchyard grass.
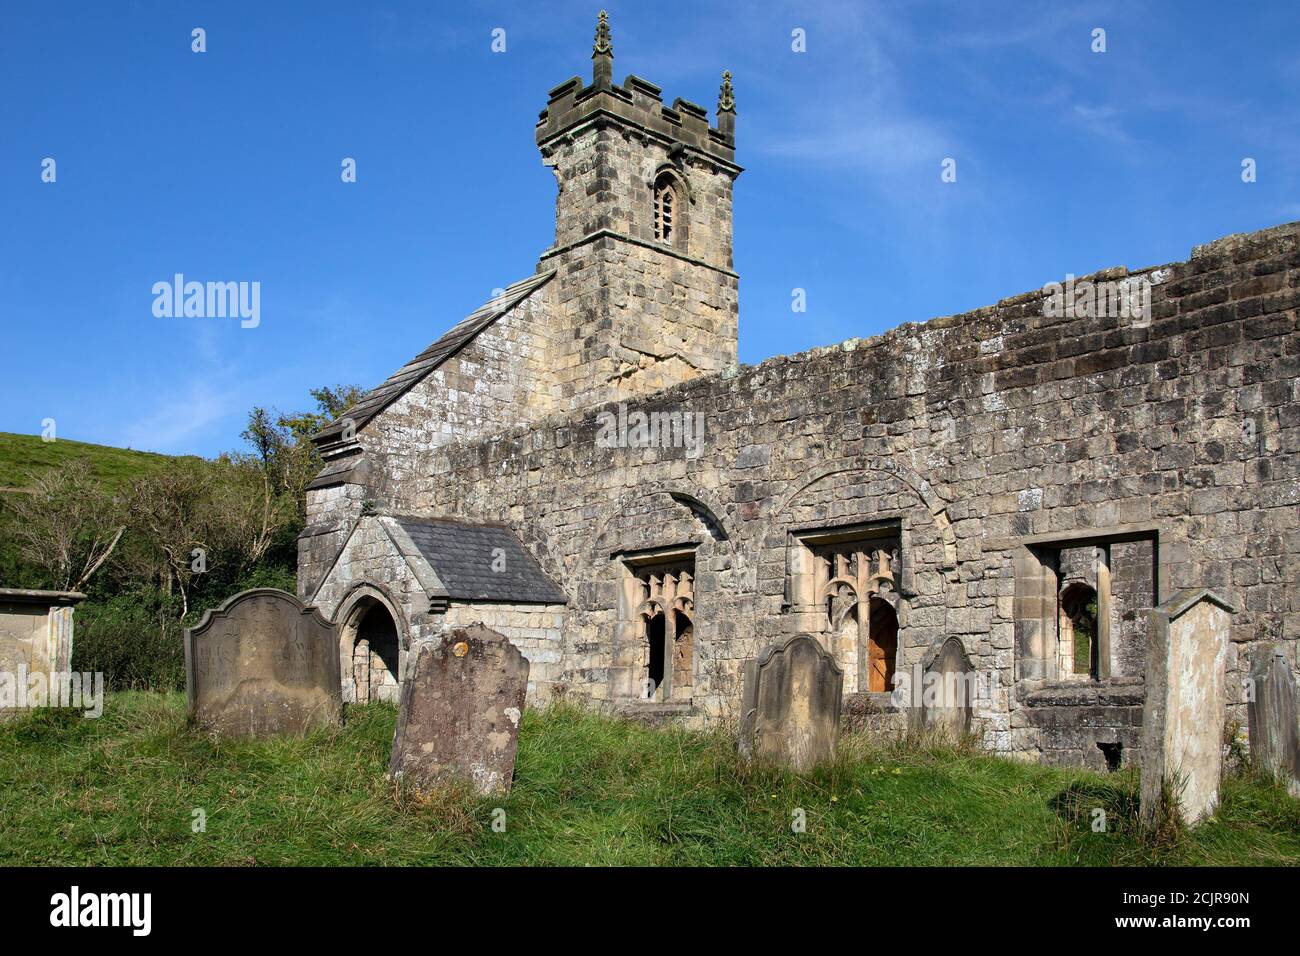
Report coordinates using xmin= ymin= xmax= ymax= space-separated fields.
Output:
xmin=1 ymin=692 xmax=1296 ymax=866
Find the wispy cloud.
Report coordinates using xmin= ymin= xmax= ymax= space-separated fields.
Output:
xmin=119 ymin=375 xmax=242 ymax=454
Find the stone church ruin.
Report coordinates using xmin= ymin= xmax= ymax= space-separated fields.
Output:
xmin=297 ymin=14 xmax=1300 ymax=772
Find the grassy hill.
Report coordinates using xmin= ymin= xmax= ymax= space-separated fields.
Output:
xmin=0 ymin=431 xmax=184 ymax=493
xmin=1 ymin=693 xmax=1296 ymax=866
xmin=0 ymin=432 xmax=192 ymax=590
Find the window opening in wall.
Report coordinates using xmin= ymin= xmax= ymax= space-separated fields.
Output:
xmin=1059 ymin=581 xmax=1099 ymax=681
xmin=645 ymin=612 xmax=666 ymax=694
xmin=1017 ymin=533 xmax=1157 ymax=686
xmin=626 ymin=550 xmax=695 ymax=703
xmin=1098 ymin=741 xmax=1123 ymax=772
xmin=654 ymin=174 xmax=677 ymax=244
xmin=867 ymin=596 xmax=899 ymax=693
xmin=793 ymin=524 xmax=901 ymax=696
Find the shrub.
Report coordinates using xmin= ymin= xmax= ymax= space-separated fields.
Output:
xmin=71 ymin=591 xmax=185 ymax=692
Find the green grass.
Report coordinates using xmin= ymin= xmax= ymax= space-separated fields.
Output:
xmin=0 ymin=431 xmax=184 ymax=492
xmin=1 ymin=692 xmax=1296 ymax=866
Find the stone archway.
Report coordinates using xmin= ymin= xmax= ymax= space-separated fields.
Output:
xmin=336 ymin=587 xmax=407 ymax=704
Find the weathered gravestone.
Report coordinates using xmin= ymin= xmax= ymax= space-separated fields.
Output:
xmin=739 ymin=634 xmax=842 ymax=772
xmin=910 ymin=636 xmax=975 ymax=739
xmin=389 ymin=624 xmax=528 ymax=795
xmin=185 ymin=588 xmax=341 ymax=737
xmin=1247 ymin=647 xmax=1300 ymax=797
xmin=1139 ymin=589 xmax=1235 ymax=827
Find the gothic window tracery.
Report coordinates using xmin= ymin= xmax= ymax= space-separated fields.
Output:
xmin=811 ymin=540 xmax=899 ymax=694
xmin=630 ymin=557 xmax=695 ymax=702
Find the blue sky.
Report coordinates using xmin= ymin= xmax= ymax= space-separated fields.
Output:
xmin=2 ymin=0 xmax=1297 ymax=457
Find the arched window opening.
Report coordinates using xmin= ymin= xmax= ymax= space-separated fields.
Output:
xmin=671 ymin=609 xmax=694 ymax=699
xmin=867 ymin=597 xmax=899 ymax=694
xmin=1059 ymin=582 xmax=1099 ymax=681
xmin=625 ymin=551 xmax=696 ymax=704
xmin=803 ymin=529 xmax=901 ymax=697
xmin=654 ymin=174 xmax=678 ymax=244
xmin=644 ymin=610 xmax=666 ymax=699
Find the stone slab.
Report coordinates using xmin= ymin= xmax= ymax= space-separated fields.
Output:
xmin=388 ymin=624 xmax=529 ymax=795
xmin=914 ymin=636 xmax=975 ymax=739
xmin=739 ymin=634 xmax=842 ymax=772
xmin=184 ymin=588 xmax=341 ymax=737
xmin=1139 ymin=589 xmax=1235 ymax=827
xmin=1247 ymin=646 xmax=1300 ymax=797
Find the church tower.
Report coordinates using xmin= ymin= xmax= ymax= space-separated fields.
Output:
xmin=536 ymin=11 xmax=741 ymax=410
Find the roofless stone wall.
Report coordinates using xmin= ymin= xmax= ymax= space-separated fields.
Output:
xmin=405 ymin=221 xmax=1299 ymax=756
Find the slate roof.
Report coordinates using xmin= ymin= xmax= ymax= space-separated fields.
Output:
xmin=388 ymin=516 xmax=567 ymax=605
xmin=314 ymin=270 xmax=555 ymax=443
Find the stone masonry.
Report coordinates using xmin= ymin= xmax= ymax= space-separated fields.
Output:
xmin=300 ymin=14 xmax=1300 ymax=768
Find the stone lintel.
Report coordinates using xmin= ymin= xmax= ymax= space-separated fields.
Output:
xmin=0 ymin=588 xmax=86 ymax=607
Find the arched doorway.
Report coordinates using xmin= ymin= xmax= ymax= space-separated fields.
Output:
xmin=338 ymin=592 xmax=404 ymax=704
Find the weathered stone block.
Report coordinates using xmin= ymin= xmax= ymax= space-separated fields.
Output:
xmin=1139 ymin=589 xmax=1235 ymax=826
xmin=739 ymin=634 xmax=842 ymax=772
xmin=0 ymin=589 xmax=84 ymax=717
xmin=1247 ymin=646 xmax=1299 ymax=796
xmin=389 ymin=624 xmax=528 ymax=795
xmin=185 ymin=588 xmax=341 ymax=737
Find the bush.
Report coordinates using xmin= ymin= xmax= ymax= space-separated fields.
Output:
xmin=72 ymin=591 xmax=186 ymax=692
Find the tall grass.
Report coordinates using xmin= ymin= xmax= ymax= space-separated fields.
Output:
xmin=0 ymin=693 xmax=1296 ymax=866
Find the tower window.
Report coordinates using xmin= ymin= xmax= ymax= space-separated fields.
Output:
xmin=653 ymin=175 xmax=677 ymax=244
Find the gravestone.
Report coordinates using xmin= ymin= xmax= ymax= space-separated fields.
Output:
xmin=1247 ymin=647 xmax=1300 ymax=797
xmin=1139 ymin=589 xmax=1235 ymax=827
xmin=914 ymin=636 xmax=975 ymax=739
xmin=389 ymin=624 xmax=529 ymax=795
xmin=739 ymin=634 xmax=842 ymax=772
xmin=184 ymin=588 xmax=341 ymax=737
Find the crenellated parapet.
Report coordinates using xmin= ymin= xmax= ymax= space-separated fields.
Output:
xmin=537 ymin=12 xmax=737 ymax=168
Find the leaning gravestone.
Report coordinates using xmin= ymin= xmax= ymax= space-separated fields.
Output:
xmin=389 ymin=624 xmax=529 ymax=795
xmin=913 ymin=636 xmax=975 ymax=739
xmin=739 ymin=634 xmax=843 ymax=772
xmin=185 ymin=588 xmax=341 ymax=737
xmin=1139 ymin=589 xmax=1235 ymax=827
xmin=1247 ymin=647 xmax=1300 ymax=797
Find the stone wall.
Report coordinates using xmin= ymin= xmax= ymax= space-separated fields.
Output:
xmin=354 ymin=292 xmax=562 ymax=508
xmin=441 ymin=603 xmax=567 ymax=701
xmin=359 ymin=221 xmax=1300 ymax=757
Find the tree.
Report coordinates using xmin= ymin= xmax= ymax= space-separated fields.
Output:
xmin=241 ymin=383 xmax=363 ymax=520
xmin=120 ymin=459 xmax=216 ymax=619
xmin=209 ymin=453 xmax=297 ymax=569
xmin=5 ymin=458 xmax=124 ymax=592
